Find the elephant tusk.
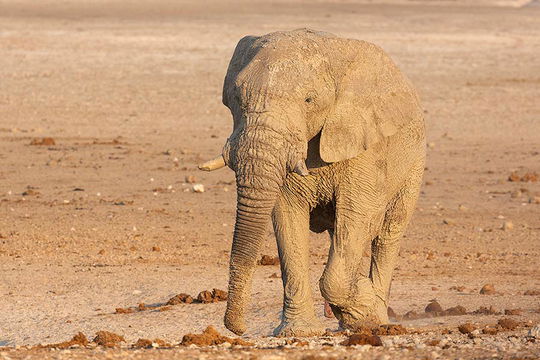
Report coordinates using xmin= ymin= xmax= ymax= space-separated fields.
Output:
xmin=293 ymin=159 xmax=309 ymax=176
xmin=198 ymin=155 xmax=226 ymax=171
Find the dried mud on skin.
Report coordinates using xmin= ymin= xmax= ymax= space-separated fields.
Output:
xmin=180 ymin=326 xmax=254 ymax=347
xmin=114 ymin=289 xmax=227 ymax=314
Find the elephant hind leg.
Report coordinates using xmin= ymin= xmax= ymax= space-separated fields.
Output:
xmin=370 ymin=167 xmax=424 ymax=323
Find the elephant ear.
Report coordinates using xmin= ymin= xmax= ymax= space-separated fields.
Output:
xmin=319 ymin=41 xmax=421 ymax=163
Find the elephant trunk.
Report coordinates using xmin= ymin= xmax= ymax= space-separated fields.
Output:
xmin=224 ymin=185 xmax=278 ymax=335
xmin=224 ymin=126 xmax=288 ymax=335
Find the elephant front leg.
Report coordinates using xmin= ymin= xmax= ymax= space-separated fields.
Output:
xmin=320 ymin=217 xmax=380 ymax=330
xmin=272 ymin=197 xmax=324 ymax=337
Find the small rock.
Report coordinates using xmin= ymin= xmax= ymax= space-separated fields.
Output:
xmin=192 ymin=184 xmax=205 ymax=193
xmin=425 ymin=301 xmax=443 ymax=313
xmin=480 ymin=284 xmax=496 ymax=295
xmin=458 ymin=323 xmax=476 ymax=334
xmin=529 ymin=196 xmax=540 ymax=204
xmin=502 ymin=221 xmax=514 ymax=231
xmin=498 ymin=318 xmax=519 ymax=330
xmin=185 ymin=175 xmax=196 ymax=184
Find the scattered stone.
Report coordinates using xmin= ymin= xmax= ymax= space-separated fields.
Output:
xmin=444 ymin=305 xmax=467 ymax=316
xmin=132 ymin=338 xmax=170 ymax=349
xmin=93 ymin=331 xmax=125 ymax=347
xmin=508 ymin=171 xmax=538 ymax=182
xmin=167 ymin=293 xmax=194 ymax=305
xmin=449 ymin=286 xmax=466 ymax=292
xmin=181 ymin=326 xmax=253 ymax=347
xmin=132 ymin=338 xmax=153 ymax=349
xmin=258 ymin=254 xmax=280 ymax=266
xmin=458 ymin=323 xmax=476 ymax=334
xmin=192 ymin=184 xmax=205 ymax=193
xmin=151 ymin=246 xmax=161 ymax=252
xmin=502 ymin=221 xmax=514 ymax=231
xmin=30 ymin=137 xmax=55 ymax=146
xmin=498 ymin=318 xmax=519 ymax=330
xmin=529 ymin=196 xmax=540 ymax=204
xmin=341 ymin=333 xmax=383 ymax=346
xmin=473 ymin=306 xmax=500 ymax=315
xmin=426 ymin=339 xmax=440 ymax=346
xmin=374 ymin=324 xmax=408 ymax=336
xmin=480 ymin=284 xmax=496 ymax=295
xmin=504 ymin=309 xmax=523 ymax=315
xmin=482 ymin=326 xmax=499 ymax=335
xmin=425 ymin=301 xmax=443 ymax=313
xmin=185 ymin=175 xmax=197 ymax=183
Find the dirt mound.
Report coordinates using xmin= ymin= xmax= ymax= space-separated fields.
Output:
xmin=167 ymin=293 xmax=194 ymax=305
xmin=41 ymin=332 xmax=88 ymax=349
xmin=508 ymin=171 xmax=538 ymax=182
xmin=400 ymin=303 xmax=467 ymax=320
xmin=93 ymin=331 xmax=125 ymax=348
xmin=458 ymin=323 xmax=477 ymax=334
xmin=425 ymin=300 xmax=443 ymax=313
xmin=341 ymin=334 xmax=383 ymax=346
xmin=258 ymin=255 xmax=280 ymax=265
xmin=116 ymin=289 xmax=227 ymax=314
xmin=29 ymin=137 xmax=55 ymax=146
xmin=132 ymin=338 xmax=171 ymax=349
xmin=180 ymin=326 xmax=253 ymax=347
xmin=480 ymin=284 xmax=496 ymax=294
xmin=498 ymin=318 xmax=519 ymax=330
xmin=472 ymin=306 xmax=500 ymax=315
xmin=197 ymin=289 xmax=227 ymax=303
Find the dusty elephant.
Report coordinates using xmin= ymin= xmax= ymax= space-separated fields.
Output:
xmin=199 ymin=29 xmax=425 ymax=336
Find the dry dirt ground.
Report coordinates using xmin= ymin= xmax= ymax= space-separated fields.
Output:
xmin=1 ymin=0 xmax=539 ymax=359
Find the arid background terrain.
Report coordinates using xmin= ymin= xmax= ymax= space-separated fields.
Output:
xmin=1 ymin=0 xmax=539 ymax=359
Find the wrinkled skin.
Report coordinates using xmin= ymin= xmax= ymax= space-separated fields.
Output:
xmin=201 ymin=29 xmax=425 ymax=337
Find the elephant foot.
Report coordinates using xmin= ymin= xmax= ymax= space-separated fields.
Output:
xmin=224 ymin=311 xmax=246 ymax=335
xmin=273 ymin=316 xmax=325 ymax=337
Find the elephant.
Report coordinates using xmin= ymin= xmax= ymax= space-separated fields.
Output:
xmin=199 ymin=29 xmax=425 ymax=337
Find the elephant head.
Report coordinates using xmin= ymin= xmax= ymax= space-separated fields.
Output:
xmin=199 ymin=29 xmax=421 ymax=335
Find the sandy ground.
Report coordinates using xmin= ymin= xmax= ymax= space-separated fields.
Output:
xmin=1 ymin=0 xmax=539 ymax=359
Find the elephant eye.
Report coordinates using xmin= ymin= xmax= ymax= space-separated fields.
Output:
xmin=305 ymin=97 xmax=313 ymax=103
